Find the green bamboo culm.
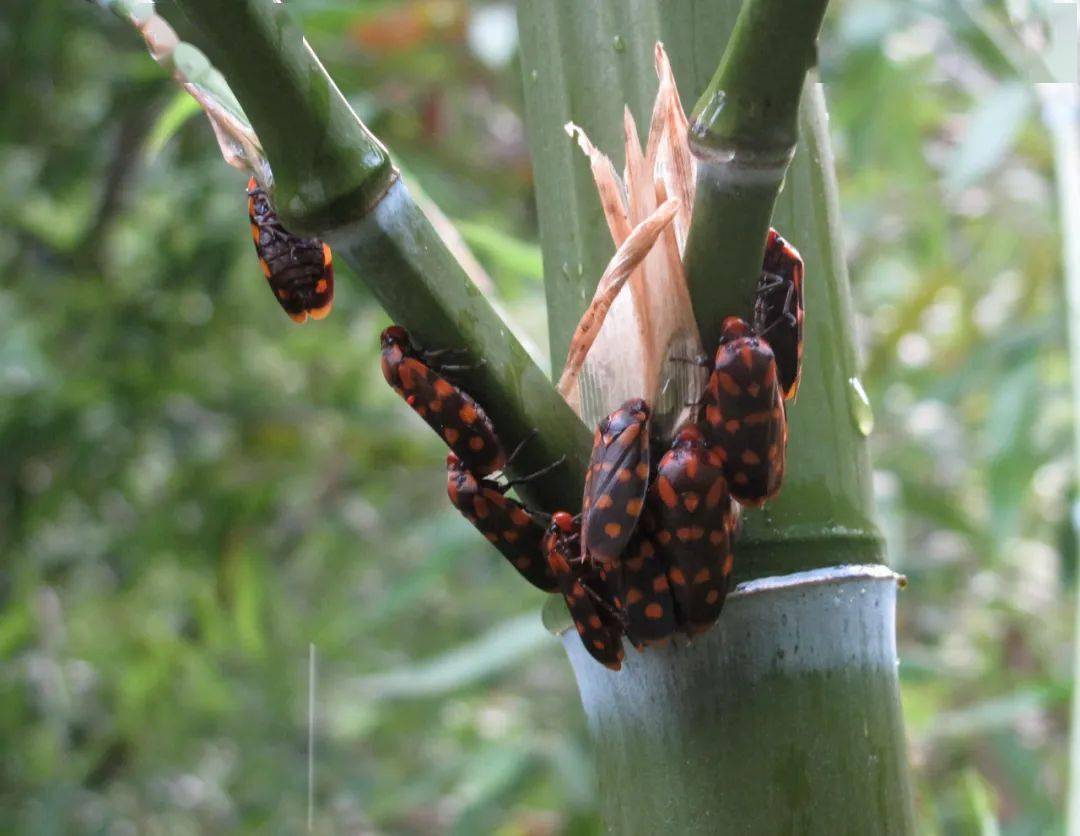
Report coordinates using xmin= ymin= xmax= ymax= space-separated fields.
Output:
xmin=517 ymin=0 xmax=914 ymax=832
xmin=165 ymin=0 xmax=592 ymax=509
xmin=683 ymin=0 xmax=829 ymax=345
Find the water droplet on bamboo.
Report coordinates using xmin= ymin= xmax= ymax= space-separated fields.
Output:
xmin=612 ymin=35 xmax=626 ymax=52
xmin=848 ymin=377 xmax=874 ymax=436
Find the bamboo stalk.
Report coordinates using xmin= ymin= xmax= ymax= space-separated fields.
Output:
xmin=517 ymin=2 xmax=913 ymax=831
xmin=165 ymin=0 xmax=592 ymax=508
xmin=682 ymin=0 xmax=830 ymax=350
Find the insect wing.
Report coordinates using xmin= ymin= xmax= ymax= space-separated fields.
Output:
xmin=381 ymin=331 xmax=505 ymax=476
xmin=545 ymin=520 xmax=625 ymax=671
xmin=612 ymin=536 xmax=677 ymax=648
xmin=446 ymin=459 xmax=556 ymax=592
xmin=755 ymin=228 xmax=804 ymax=399
xmin=651 ymin=432 xmax=735 ymax=634
xmin=581 ymin=400 xmax=651 ymax=564
xmin=703 ymin=320 xmax=786 ymax=506
xmin=246 ymin=177 xmax=334 ymax=323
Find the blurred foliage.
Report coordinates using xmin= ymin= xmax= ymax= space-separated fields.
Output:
xmin=0 ymin=0 xmax=1072 ymax=833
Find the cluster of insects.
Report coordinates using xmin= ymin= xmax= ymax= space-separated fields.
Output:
xmin=376 ymin=228 xmax=805 ymax=671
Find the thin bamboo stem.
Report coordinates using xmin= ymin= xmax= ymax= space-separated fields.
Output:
xmin=682 ymin=0 xmax=829 ymax=349
xmin=165 ymin=0 xmax=592 ymax=507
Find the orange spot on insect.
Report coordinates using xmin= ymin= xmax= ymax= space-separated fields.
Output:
xmin=604 ymin=522 xmax=622 ymax=539
xmin=635 ymin=462 xmax=649 ymax=480
xmin=710 ymin=529 xmax=726 ymax=546
xmin=625 ymin=498 xmax=644 ymax=517
xmin=644 ymin=603 xmax=664 ymax=620
xmin=683 ymin=492 xmax=700 ymax=513
xmin=725 ymin=419 xmax=741 ymax=433
xmin=742 ymin=450 xmax=761 ymax=465
xmin=685 ymin=456 xmax=699 ymax=481
xmin=575 ymin=621 xmax=586 ymax=634
xmin=260 ymin=259 xmax=273 ymax=278
xmin=705 ymin=589 xmax=720 ymax=605
xmin=626 ymin=588 xmax=643 ymax=604
xmin=510 ymin=508 xmax=531 ymax=526
xmin=289 ymin=311 xmax=308 ymax=324
xmin=693 ymin=568 xmax=711 ymax=585
xmin=652 ymin=575 xmax=669 ymax=593
xmin=639 ymin=540 xmax=655 ymax=558
xmin=657 ymin=477 xmax=678 ymax=509
xmin=589 ymin=615 xmax=602 ymax=629
xmin=485 ymin=533 xmax=499 ymax=543
xmin=733 ymin=472 xmax=749 ymax=485
xmin=309 ymin=302 xmax=332 ymax=320
xmin=503 ymin=530 xmax=519 ymax=543
xmin=250 ymin=224 xmax=261 ymax=244
xmin=657 ymin=530 xmax=671 ymax=545
xmin=596 ymin=494 xmax=614 ymax=510
xmin=322 ymin=241 xmax=332 ymax=266
xmin=716 ymin=372 xmax=741 ymax=396
xmin=593 ymin=639 xmax=606 ymax=650
xmin=433 ymin=378 xmax=455 ymax=397
xmin=747 ymin=382 xmax=761 ymax=398
xmin=706 ymin=406 xmax=722 ymax=427
xmin=706 ymin=479 xmax=727 ymax=508
xmin=669 ymin=567 xmax=686 ymax=586
xmin=459 ymin=403 xmax=478 ymax=425
xmin=722 ymin=552 xmax=734 ymax=574
xmin=616 ymin=468 xmax=632 ymax=483
xmin=676 ymin=527 xmax=692 ymax=542
xmin=444 ymin=427 xmax=460 ymax=444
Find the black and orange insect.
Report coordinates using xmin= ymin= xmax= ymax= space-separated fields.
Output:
xmin=755 ymin=228 xmax=804 ymax=400
xmin=247 ymin=176 xmax=334 ymax=323
xmin=380 ymin=325 xmax=505 ymax=476
xmin=545 ymin=512 xmax=625 ymax=671
xmin=651 ymin=423 xmax=736 ymax=635
xmin=610 ymin=535 xmax=678 ymax=648
xmin=581 ymin=398 xmax=651 ymax=566
xmin=702 ymin=317 xmax=786 ymax=506
xmin=446 ymin=453 xmax=557 ymax=593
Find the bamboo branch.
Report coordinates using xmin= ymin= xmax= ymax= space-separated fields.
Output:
xmin=97 ymin=0 xmax=594 ymax=509
xmin=682 ymin=0 xmax=830 ymax=350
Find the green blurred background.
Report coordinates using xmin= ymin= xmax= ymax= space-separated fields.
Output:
xmin=1 ymin=1 xmax=1073 ymax=832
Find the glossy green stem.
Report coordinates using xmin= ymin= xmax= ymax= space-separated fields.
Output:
xmin=168 ymin=0 xmax=591 ymax=507
xmin=683 ymin=0 xmax=829 ymax=348
xmin=171 ymin=0 xmax=393 ymax=232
